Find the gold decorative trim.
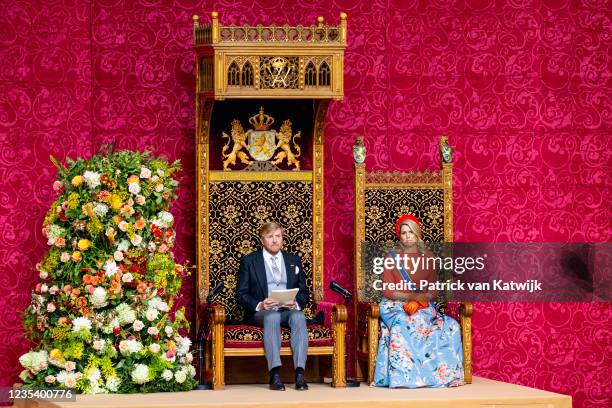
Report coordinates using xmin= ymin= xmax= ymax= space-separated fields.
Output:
xmin=354 ymin=163 xmax=366 ymax=299
xmin=195 ymin=98 xmax=214 ymax=339
xmin=209 ymin=171 xmax=312 ymax=181
xmin=365 ymin=183 xmax=444 ymax=189
xmin=366 ymin=171 xmax=442 ymax=185
xmin=442 ymin=163 xmax=453 ymax=242
xmin=194 ymin=13 xmax=347 ymax=46
xmin=312 ymin=100 xmax=329 ymax=302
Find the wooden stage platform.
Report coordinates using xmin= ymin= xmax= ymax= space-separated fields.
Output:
xmin=15 ymin=377 xmax=571 ymax=408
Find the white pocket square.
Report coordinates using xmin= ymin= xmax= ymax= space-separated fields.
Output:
xmin=295 ymin=266 xmax=300 ymax=274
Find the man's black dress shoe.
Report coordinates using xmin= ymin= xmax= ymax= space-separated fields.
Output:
xmin=295 ymin=371 xmax=309 ymax=390
xmin=269 ymin=372 xmax=286 ymax=391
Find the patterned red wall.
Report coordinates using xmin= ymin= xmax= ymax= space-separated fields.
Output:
xmin=0 ymin=1 xmax=610 ymax=407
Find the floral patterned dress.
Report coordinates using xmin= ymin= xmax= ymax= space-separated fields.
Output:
xmin=372 ymin=250 xmax=464 ymax=388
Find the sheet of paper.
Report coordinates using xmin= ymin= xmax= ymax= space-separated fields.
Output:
xmin=270 ymin=288 xmax=299 ymax=304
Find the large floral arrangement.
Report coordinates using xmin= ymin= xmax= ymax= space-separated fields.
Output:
xmin=19 ymin=149 xmax=196 ymax=393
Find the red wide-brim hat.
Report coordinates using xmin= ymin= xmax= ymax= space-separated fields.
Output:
xmin=395 ymin=214 xmax=420 ymax=238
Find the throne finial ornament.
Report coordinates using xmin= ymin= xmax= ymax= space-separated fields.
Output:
xmin=249 ymin=107 xmax=275 ymax=131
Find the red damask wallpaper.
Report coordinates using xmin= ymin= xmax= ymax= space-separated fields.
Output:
xmin=0 ymin=1 xmax=610 ymax=407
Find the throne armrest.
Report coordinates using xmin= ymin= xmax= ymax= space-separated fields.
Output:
xmin=205 ymin=304 xmax=226 ymax=340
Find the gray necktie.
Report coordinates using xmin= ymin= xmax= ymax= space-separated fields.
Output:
xmin=271 ymin=256 xmax=281 ymax=284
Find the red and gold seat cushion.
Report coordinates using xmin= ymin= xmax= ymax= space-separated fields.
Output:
xmin=223 ymin=324 xmax=333 ymax=348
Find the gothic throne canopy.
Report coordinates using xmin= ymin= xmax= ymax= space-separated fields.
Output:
xmin=192 ymin=12 xmax=348 ymax=389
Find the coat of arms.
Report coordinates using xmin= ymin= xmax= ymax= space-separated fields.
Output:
xmin=221 ymin=107 xmax=302 ymax=170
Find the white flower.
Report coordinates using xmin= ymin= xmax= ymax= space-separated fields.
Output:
xmin=113 ymin=251 xmax=124 ymax=261
xmin=60 ymin=252 xmax=70 ymax=262
xmin=19 ymin=370 xmax=30 ymax=382
xmin=122 ymin=272 xmax=133 ymax=283
xmin=119 ymin=339 xmax=142 ymax=354
xmin=106 ymin=375 xmax=120 ymax=392
xmin=152 ymin=211 xmax=174 ymax=228
xmin=131 ymin=364 xmax=150 ymax=384
xmin=39 ymin=269 xmax=49 ymax=279
xmin=90 ymin=287 xmax=108 ymax=308
xmin=151 ymin=175 xmax=159 ymax=182
xmin=149 ymin=343 xmax=161 ymax=353
xmin=92 ymin=339 xmax=106 ymax=351
xmin=40 ymin=284 xmax=48 ymax=293
xmin=19 ymin=351 xmax=48 ymax=373
xmin=128 ymin=183 xmax=141 ymax=195
xmin=147 ymin=327 xmax=159 ymax=336
xmin=155 ymin=183 xmax=164 ymax=192
xmin=161 ymin=369 xmax=173 ymax=381
xmin=156 ymin=169 xmax=165 ymax=177
xmin=186 ymin=353 xmax=193 ymax=363
xmin=47 ymin=303 xmax=56 ymax=313
xmin=148 ymin=297 xmax=162 ymax=309
xmin=115 ymin=303 xmax=136 ymax=326
xmin=49 ymin=285 xmax=59 ymax=295
xmin=83 ymin=171 xmax=101 ymax=189
xmin=104 ymin=260 xmax=120 ymax=277
xmin=145 ymin=308 xmax=159 ymax=322
xmin=93 ymin=203 xmax=109 ymax=217
xmin=157 ymin=301 xmax=169 ymax=312
xmin=165 ymin=326 xmax=173 ymax=336
xmin=118 ymin=221 xmax=128 ymax=232
xmin=72 ymin=317 xmax=92 ymax=333
xmin=140 ymin=167 xmax=152 ymax=179
xmin=176 ymin=336 xmax=192 ymax=356
xmin=186 ymin=364 xmax=196 ymax=377
xmin=65 ymin=361 xmax=76 ymax=372
xmin=130 ymin=234 xmax=142 ymax=246
xmin=117 ymin=239 xmax=130 ymax=252
xmin=133 ymin=320 xmax=144 ymax=331
xmin=174 ymin=370 xmax=187 ymax=383
xmin=135 ymin=195 xmax=146 ymax=205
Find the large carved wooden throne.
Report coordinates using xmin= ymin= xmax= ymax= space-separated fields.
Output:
xmin=193 ymin=12 xmax=348 ymax=389
xmin=353 ymin=136 xmax=473 ymax=384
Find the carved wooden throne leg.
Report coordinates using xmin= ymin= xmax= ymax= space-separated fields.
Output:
xmin=331 ymin=304 xmax=347 ymax=387
xmin=459 ymin=302 xmax=473 ymax=384
xmin=208 ymin=305 xmax=226 ymax=390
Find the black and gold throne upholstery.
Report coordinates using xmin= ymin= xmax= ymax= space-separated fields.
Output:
xmin=193 ymin=12 xmax=348 ymax=389
xmin=353 ymin=136 xmax=473 ymax=384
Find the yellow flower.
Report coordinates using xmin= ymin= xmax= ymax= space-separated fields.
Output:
xmin=110 ymin=194 xmax=122 ymax=210
xmin=77 ymin=239 xmax=91 ymax=251
xmin=71 ymin=251 xmax=82 ymax=262
xmin=49 ymin=348 xmax=64 ymax=361
xmin=127 ymin=175 xmax=140 ymax=184
xmin=71 ymin=175 xmax=83 ymax=187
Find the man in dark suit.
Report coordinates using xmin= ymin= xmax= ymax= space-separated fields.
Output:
xmin=236 ymin=221 xmax=309 ymax=391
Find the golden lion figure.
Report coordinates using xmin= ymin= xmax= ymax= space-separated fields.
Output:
xmin=222 ymin=120 xmax=252 ymax=170
xmin=272 ymin=119 xmax=301 ymax=170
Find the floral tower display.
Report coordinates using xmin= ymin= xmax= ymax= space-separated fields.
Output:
xmin=18 ymin=149 xmax=196 ymax=393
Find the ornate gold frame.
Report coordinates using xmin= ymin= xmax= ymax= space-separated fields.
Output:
xmin=353 ymin=137 xmax=473 ymax=384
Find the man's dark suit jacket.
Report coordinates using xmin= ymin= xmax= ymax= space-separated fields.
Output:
xmin=236 ymin=250 xmax=309 ymax=319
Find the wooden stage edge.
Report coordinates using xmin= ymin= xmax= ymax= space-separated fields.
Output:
xmin=15 ymin=377 xmax=571 ymax=408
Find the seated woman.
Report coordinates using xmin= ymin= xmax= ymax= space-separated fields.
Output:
xmin=372 ymin=214 xmax=464 ymax=388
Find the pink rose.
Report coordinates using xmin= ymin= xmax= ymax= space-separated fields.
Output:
xmin=45 ymin=375 xmax=56 ymax=384
xmin=65 ymin=361 xmax=76 ymax=371
xmin=114 ymin=251 xmax=124 ymax=261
